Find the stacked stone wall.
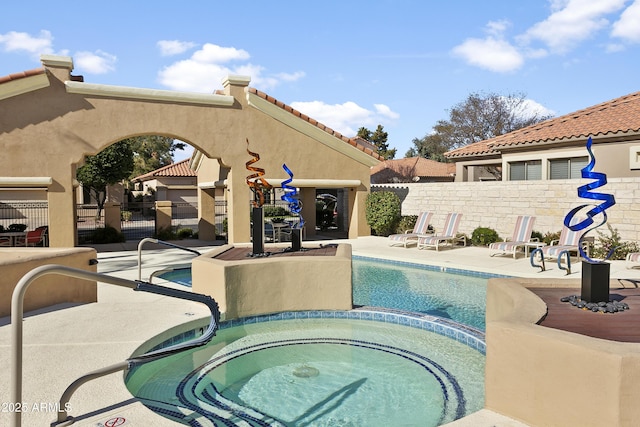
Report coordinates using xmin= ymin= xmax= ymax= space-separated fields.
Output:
xmin=372 ymin=177 xmax=640 ymax=242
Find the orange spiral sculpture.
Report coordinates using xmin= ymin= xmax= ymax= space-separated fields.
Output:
xmin=245 ymin=138 xmax=272 ymax=207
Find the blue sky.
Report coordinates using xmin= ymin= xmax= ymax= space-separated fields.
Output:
xmin=2 ymin=0 xmax=640 ymax=161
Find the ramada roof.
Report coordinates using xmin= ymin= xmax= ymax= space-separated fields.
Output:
xmin=0 ymin=66 xmax=382 ymax=163
xmin=446 ymin=90 xmax=640 ymax=159
xmin=0 ymin=67 xmax=46 ymax=84
xmin=131 ymin=159 xmax=196 ymax=182
xmin=371 ymin=157 xmax=456 ymax=178
xmin=248 ymin=88 xmax=383 ymax=161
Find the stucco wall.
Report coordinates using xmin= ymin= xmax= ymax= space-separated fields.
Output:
xmin=191 ymin=244 xmax=353 ymax=319
xmin=485 ymin=277 xmax=640 ymax=427
xmin=0 ymin=58 xmax=375 ymax=247
xmin=373 ymin=177 xmax=640 ymax=242
xmin=0 ymin=247 xmax=97 ymax=316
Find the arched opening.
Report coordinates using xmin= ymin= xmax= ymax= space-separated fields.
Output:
xmin=75 ymin=135 xmax=207 ymax=244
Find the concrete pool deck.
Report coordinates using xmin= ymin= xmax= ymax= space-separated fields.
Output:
xmin=2 ymin=236 xmax=640 ymax=426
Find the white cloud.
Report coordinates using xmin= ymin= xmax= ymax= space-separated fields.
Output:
xmin=519 ymin=98 xmax=556 ymax=119
xmin=157 ymin=40 xmax=197 ymax=56
xmin=290 ymin=100 xmax=399 ymax=137
xmin=374 ymin=104 xmax=400 ymax=120
xmin=0 ymin=30 xmax=53 ymax=56
xmin=452 ymin=37 xmax=524 ymax=72
xmin=158 ymin=43 xmax=304 ymax=92
xmin=74 ymin=50 xmax=117 ymax=74
xmin=192 ymin=43 xmax=250 ymax=63
xmin=519 ymin=0 xmax=627 ymax=53
xmin=611 ymin=0 xmax=640 ymax=43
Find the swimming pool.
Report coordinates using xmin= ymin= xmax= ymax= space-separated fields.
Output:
xmin=126 ymin=309 xmax=485 ymax=426
xmin=157 ymin=256 xmax=493 ymax=330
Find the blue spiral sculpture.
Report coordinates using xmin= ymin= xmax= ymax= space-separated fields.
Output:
xmin=281 ymin=163 xmax=304 ymax=229
xmin=563 ymin=137 xmax=616 ymax=262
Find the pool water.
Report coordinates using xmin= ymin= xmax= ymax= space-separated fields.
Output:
xmin=157 ymin=257 xmax=490 ymax=330
xmin=352 ymin=258 xmax=488 ymax=330
xmin=126 ymin=312 xmax=485 ymax=426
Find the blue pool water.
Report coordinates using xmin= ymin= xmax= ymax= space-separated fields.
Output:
xmin=135 ymin=256 xmax=496 ymax=426
xmin=126 ymin=310 xmax=486 ymax=426
xmin=157 ymin=257 xmax=493 ymax=330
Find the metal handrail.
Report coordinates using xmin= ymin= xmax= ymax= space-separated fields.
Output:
xmin=10 ymin=264 xmax=220 ymax=427
xmin=137 ymin=237 xmax=201 ymax=281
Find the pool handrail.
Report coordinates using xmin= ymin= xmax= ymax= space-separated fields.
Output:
xmin=137 ymin=237 xmax=201 ymax=281
xmin=10 ymin=264 xmax=220 ymax=427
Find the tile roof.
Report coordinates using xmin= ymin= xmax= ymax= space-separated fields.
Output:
xmin=446 ymin=90 xmax=640 ymax=159
xmin=131 ymin=159 xmax=196 ymax=182
xmin=248 ymin=87 xmax=384 ymax=161
xmin=0 ymin=67 xmax=46 ymax=84
xmin=371 ymin=157 xmax=456 ymax=181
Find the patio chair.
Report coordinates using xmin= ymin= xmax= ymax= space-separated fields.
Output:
xmin=626 ymin=252 xmax=640 ymax=269
xmin=530 ymin=220 xmax=587 ymax=274
xmin=16 ymin=226 xmax=48 ymax=247
xmin=489 ymin=215 xmax=537 ymax=259
xmin=388 ymin=211 xmax=433 ymax=248
xmin=416 ymin=212 xmax=464 ymax=251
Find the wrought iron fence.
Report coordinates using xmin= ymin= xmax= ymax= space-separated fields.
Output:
xmin=214 ymin=200 xmax=227 ymax=237
xmin=171 ymin=202 xmax=198 ymax=233
xmin=121 ymin=201 xmax=156 ymax=240
xmin=0 ymin=200 xmax=49 ymax=231
xmin=76 ymin=204 xmax=104 ymax=244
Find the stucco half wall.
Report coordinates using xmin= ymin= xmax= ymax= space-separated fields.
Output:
xmin=485 ymin=277 xmax=640 ymax=427
xmin=0 ymin=55 xmax=378 ymax=247
xmin=191 ymin=244 xmax=353 ymax=319
xmin=0 ymin=247 xmax=97 ymax=317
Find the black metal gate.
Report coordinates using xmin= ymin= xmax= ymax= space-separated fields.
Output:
xmin=121 ymin=201 xmax=156 ymax=240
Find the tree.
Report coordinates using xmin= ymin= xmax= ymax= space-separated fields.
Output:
xmin=128 ymin=135 xmax=186 ymax=178
xmin=357 ymin=125 xmax=396 ymax=160
xmin=76 ymin=140 xmax=134 ymax=217
xmin=407 ymin=92 xmax=553 ymax=159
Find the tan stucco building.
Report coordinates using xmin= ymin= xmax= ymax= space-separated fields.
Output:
xmin=446 ymin=91 xmax=640 ymax=182
xmin=0 ymin=55 xmax=381 ymax=247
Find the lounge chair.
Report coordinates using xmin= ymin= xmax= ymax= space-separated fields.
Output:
xmin=388 ymin=211 xmax=433 ymax=248
xmin=626 ymin=252 xmax=640 ymax=269
xmin=416 ymin=212 xmax=464 ymax=251
xmin=489 ymin=215 xmax=536 ymax=259
xmin=530 ymin=220 xmax=587 ymax=274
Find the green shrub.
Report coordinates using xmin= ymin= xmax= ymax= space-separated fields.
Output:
xmin=395 ymin=215 xmax=417 ymax=234
xmin=90 ymin=226 xmax=125 ymax=244
xmin=121 ymin=210 xmax=132 ymax=221
xmin=542 ymin=230 xmax=561 ymax=245
xmin=263 ymin=206 xmax=289 ymax=217
xmin=591 ymin=223 xmax=640 ymax=260
xmin=154 ymin=226 xmax=177 ymax=241
xmin=471 ymin=227 xmax=500 ymax=246
xmin=531 ymin=230 xmax=543 ymax=242
xmin=176 ymin=227 xmax=193 ymax=239
xmin=365 ymin=191 xmax=401 ymax=236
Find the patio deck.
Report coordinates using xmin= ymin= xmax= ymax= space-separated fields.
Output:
xmin=532 ymin=286 xmax=640 ymax=342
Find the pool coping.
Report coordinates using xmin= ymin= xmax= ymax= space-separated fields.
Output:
xmin=141 ymin=307 xmax=486 ymax=360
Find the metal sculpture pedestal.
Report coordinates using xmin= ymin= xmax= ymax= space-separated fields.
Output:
xmin=252 ymin=207 xmax=265 ymax=255
xmin=581 ymin=261 xmax=610 ymax=303
xmin=291 ymin=229 xmax=302 ymax=252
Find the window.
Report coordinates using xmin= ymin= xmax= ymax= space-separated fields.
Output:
xmin=549 ymin=157 xmax=588 ymax=179
xmin=509 ymin=160 xmax=541 ymax=181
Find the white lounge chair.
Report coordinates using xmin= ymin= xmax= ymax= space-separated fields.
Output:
xmin=416 ymin=212 xmax=464 ymax=251
xmin=489 ymin=215 xmax=537 ymax=259
xmin=530 ymin=221 xmax=587 ymax=274
xmin=626 ymin=252 xmax=640 ymax=269
xmin=388 ymin=211 xmax=433 ymax=248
